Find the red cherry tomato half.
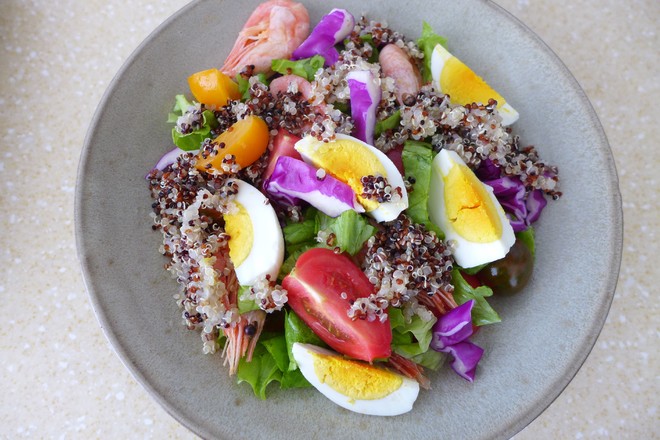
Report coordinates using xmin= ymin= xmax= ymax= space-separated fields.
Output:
xmin=282 ymin=248 xmax=392 ymax=362
xmin=261 ymin=128 xmax=302 ymax=182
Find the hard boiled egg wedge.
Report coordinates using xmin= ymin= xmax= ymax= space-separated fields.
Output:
xmin=292 ymin=343 xmax=419 ymax=416
xmin=430 ymin=43 xmax=519 ymax=126
xmin=428 ymin=149 xmax=515 ymax=268
xmin=295 ymin=134 xmax=408 ymax=222
xmin=224 ymin=179 xmax=284 ymax=286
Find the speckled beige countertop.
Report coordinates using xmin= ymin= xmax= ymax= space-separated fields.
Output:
xmin=0 ymin=0 xmax=657 ymax=438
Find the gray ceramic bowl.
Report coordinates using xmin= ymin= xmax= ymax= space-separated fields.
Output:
xmin=76 ymin=0 xmax=622 ymax=438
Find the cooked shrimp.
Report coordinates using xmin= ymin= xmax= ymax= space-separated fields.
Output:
xmin=379 ymin=44 xmax=422 ymax=105
xmin=210 ymin=246 xmax=267 ymax=375
xmin=222 ymin=310 xmax=266 ymax=375
xmin=387 ymin=352 xmax=431 ymax=389
xmin=221 ymin=0 xmax=310 ymax=77
xmin=418 ymin=287 xmax=458 ymax=317
xmin=269 ymin=74 xmax=313 ymax=100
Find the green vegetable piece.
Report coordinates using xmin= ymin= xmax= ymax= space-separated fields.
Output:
xmin=516 ymin=226 xmax=535 ymax=258
xmin=389 ymin=307 xmax=437 ymax=358
xmin=168 ymin=94 xmax=219 ymax=151
xmin=375 ymin=110 xmax=402 ymax=137
xmin=417 ymin=21 xmax=448 ymax=83
xmin=236 ymin=342 xmax=282 ymax=400
xmin=261 ymin=334 xmax=290 ymax=373
xmin=359 ymin=34 xmax=380 ymax=63
xmin=332 ymin=101 xmax=350 ymax=115
xmin=235 ymin=73 xmax=269 ymax=101
xmin=401 ymin=141 xmax=444 ymax=237
xmin=315 ymin=210 xmax=376 ymax=256
xmin=451 ymin=269 xmax=501 ymax=326
xmin=408 ymin=350 xmax=446 ymax=371
xmin=282 ymin=217 xmax=317 ymax=246
xmin=284 ymin=310 xmax=325 ymax=371
xmin=237 ymin=285 xmax=261 ymax=313
xmin=280 ymin=368 xmax=311 ymax=389
xmin=271 ymin=55 xmax=325 ymax=82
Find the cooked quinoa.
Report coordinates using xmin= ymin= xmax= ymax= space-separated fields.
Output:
xmin=148 ymin=13 xmax=560 ymax=359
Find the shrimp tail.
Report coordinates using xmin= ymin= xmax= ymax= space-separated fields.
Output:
xmin=418 ymin=287 xmax=458 ymax=318
xmin=221 ymin=310 xmax=267 ymax=375
xmin=221 ymin=0 xmax=310 ymax=77
xmin=386 ymin=352 xmax=431 ymax=390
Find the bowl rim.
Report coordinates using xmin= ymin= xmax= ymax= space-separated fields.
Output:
xmin=75 ymin=0 xmax=623 ymax=438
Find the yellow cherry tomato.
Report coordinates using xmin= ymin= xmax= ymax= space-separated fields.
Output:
xmin=196 ymin=115 xmax=270 ymax=173
xmin=188 ymin=68 xmax=241 ymax=108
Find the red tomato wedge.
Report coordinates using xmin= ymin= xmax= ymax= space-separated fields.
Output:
xmin=282 ymin=248 xmax=392 ymax=362
xmin=261 ymin=128 xmax=302 ymax=182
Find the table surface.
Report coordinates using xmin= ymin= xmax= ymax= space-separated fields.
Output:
xmin=1 ymin=0 xmax=657 ymax=438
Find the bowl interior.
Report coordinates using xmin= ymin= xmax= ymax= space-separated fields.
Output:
xmin=76 ymin=0 xmax=622 ymax=438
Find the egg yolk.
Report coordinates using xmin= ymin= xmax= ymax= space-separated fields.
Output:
xmin=302 ymin=139 xmax=386 ymax=212
xmin=440 ymin=56 xmax=506 ymax=108
xmin=312 ymin=353 xmax=402 ymax=400
xmin=224 ymin=201 xmax=253 ymax=268
xmin=444 ymin=163 xmax=502 ymax=242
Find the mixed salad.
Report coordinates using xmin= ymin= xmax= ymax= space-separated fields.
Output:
xmin=146 ymin=0 xmax=561 ymax=416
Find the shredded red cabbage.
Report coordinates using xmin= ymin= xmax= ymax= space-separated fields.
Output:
xmin=264 ymin=156 xmax=364 ymax=217
xmin=291 ymin=9 xmax=355 ymax=66
xmin=346 ymin=70 xmax=380 ymax=145
xmin=484 ymin=176 xmax=547 ymax=231
xmin=442 ymin=341 xmax=484 ymax=382
xmin=430 ymin=299 xmax=474 ymax=349
xmin=146 ymin=147 xmax=193 ymax=178
xmin=430 ymin=299 xmax=484 ymax=382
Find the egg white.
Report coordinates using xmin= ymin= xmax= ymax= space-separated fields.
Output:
xmin=295 ymin=134 xmax=408 ymax=222
xmin=430 ymin=44 xmax=519 ymax=126
xmin=228 ymin=179 xmax=284 ymax=285
xmin=428 ymin=150 xmax=515 ymax=268
xmin=292 ymin=343 xmax=419 ymax=416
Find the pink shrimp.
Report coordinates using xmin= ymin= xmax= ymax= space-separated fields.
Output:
xmin=379 ymin=44 xmax=423 ymax=105
xmin=222 ymin=310 xmax=266 ymax=375
xmin=211 ymin=247 xmax=266 ymax=375
xmin=269 ymin=74 xmax=313 ymax=100
xmin=221 ymin=0 xmax=310 ymax=77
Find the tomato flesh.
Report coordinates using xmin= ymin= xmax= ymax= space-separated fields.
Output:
xmin=261 ymin=128 xmax=302 ymax=182
xmin=282 ymin=248 xmax=392 ymax=362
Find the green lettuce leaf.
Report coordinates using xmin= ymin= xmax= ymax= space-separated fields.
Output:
xmin=375 ymin=110 xmax=401 ymax=137
xmin=409 ymin=350 xmax=446 ymax=370
xmin=315 ymin=210 xmax=376 ymax=256
xmin=284 ymin=310 xmax=326 ymax=371
xmin=235 ymin=73 xmax=269 ymax=101
xmin=280 ymin=368 xmax=310 ymax=389
xmin=389 ymin=307 xmax=445 ymax=370
xmin=389 ymin=307 xmax=436 ymax=357
xmin=168 ymin=94 xmax=219 ymax=151
xmin=236 ymin=333 xmax=311 ymax=399
xmin=237 ymin=285 xmax=260 ymax=313
xmin=359 ymin=34 xmax=380 ymax=63
xmin=417 ymin=22 xmax=448 ymax=83
xmin=452 ymin=269 xmax=501 ymax=326
xmin=261 ymin=333 xmax=290 ymax=372
xmin=236 ymin=340 xmax=283 ymax=400
xmin=402 ymin=141 xmax=444 ymax=237
xmin=332 ymin=101 xmax=350 ymax=115
xmin=271 ymin=55 xmax=325 ymax=82
xmin=282 ymin=216 xmax=317 ymax=247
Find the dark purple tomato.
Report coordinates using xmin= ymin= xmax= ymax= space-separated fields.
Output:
xmin=477 ymin=240 xmax=533 ymax=295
